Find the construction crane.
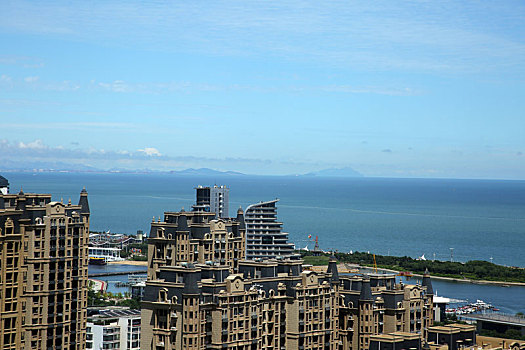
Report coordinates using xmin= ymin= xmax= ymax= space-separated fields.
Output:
xmin=373 ymin=254 xmax=378 ymax=273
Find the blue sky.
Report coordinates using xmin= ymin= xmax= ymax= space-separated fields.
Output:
xmin=1 ymin=1 xmax=524 ymax=178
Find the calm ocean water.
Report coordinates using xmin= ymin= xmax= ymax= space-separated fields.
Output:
xmin=7 ymin=172 xmax=525 ymax=267
xmin=14 ymin=170 xmax=516 ymax=312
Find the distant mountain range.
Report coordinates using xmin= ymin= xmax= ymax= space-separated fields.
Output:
xmin=0 ymin=162 xmax=363 ymax=178
xmin=303 ymin=167 xmax=363 ymax=177
xmin=169 ymin=168 xmax=245 ymax=176
xmin=0 ymin=160 xmax=101 ymax=172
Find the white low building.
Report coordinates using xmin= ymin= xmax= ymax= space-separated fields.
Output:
xmin=88 ymin=246 xmax=124 ymax=262
xmin=87 ymin=308 xmax=141 ymax=350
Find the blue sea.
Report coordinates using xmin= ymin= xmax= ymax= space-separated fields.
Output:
xmin=7 ymin=172 xmax=525 ymax=266
xmin=5 ymin=172 xmax=525 ymax=313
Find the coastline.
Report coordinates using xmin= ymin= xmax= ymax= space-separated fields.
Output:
xmin=108 ymin=260 xmax=147 ymax=266
xmin=108 ymin=260 xmax=525 ymax=286
xmin=311 ymin=263 xmax=525 ymax=287
xmin=413 ymin=273 xmax=525 ymax=287
xmin=374 ymin=266 xmax=525 ymax=287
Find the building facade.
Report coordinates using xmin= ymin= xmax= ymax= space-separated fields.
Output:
xmin=427 ymin=323 xmax=476 ymax=350
xmin=244 ymin=200 xmax=295 ymax=260
xmin=141 ymin=207 xmax=435 ymax=350
xmin=86 ymin=308 xmax=141 ymax=350
xmin=192 ymin=186 xmax=229 ymax=219
xmin=0 ymin=188 xmax=90 ymax=350
xmin=0 ymin=175 xmax=8 ymax=195
xmin=147 ymin=209 xmax=245 ymax=280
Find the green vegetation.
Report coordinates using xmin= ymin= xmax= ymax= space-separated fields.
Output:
xmin=480 ymin=329 xmax=525 ymax=341
xmin=302 ymin=255 xmax=330 ymax=266
xmin=432 ymin=314 xmax=468 ymax=327
xmin=121 ymin=243 xmax=148 ymax=259
xmin=88 ymin=290 xmax=141 ymax=309
xmin=129 ymin=254 xmax=147 ymax=261
xmin=298 ymin=251 xmax=525 ymax=283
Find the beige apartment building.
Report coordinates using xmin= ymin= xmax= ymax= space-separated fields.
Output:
xmin=142 ymin=208 xmax=435 ymax=350
xmin=147 ymin=209 xmax=246 ymax=280
xmin=0 ymin=188 xmax=90 ymax=350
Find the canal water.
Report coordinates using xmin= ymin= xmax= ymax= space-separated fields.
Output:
xmin=88 ymin=264 xmax=147 ymax=295
xmin=89 ymin=264 xmax=525 ymax=314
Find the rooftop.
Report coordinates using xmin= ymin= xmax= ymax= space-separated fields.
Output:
xmin=0 ymin=175 xmax=8 ymax=187
xmin=88 ymin=307 xmax=141 ymax=319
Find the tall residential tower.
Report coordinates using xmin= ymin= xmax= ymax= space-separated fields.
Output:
xmin=0 ymin=187 xmax=90 ymax=350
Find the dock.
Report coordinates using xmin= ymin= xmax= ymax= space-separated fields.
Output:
xmin=88 ymin=270 xmax=146 ymax=277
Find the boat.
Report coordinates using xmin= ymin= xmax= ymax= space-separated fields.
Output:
xmin=445 ymin=299 xmax=495 ymax=316
xmin=89 ymin=257 xmax=107 ymax=265
xmin=88 ymin=246 xmax=125 ymax=262
xmin=397 ymin=271 xmax=413 ymax=277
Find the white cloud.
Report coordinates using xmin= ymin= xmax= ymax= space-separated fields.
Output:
xmin=137 ymin=147 xmax=161 ymax=157
xmin=18 ymin=139 xmax=46 ymax=149
xmin=24 ymin=76 xmax=39 ymax=83
xmin=98 ymin=80 xmax=134 ymax=93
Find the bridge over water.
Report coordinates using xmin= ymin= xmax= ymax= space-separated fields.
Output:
xmin=463 ymin=313 xmax=525 ymax=336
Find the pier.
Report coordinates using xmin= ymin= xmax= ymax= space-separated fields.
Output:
xmin=88 ymin=270 xmax=146 ymax=277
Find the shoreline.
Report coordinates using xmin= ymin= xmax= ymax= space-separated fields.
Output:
xmin=311 ymin=263 xmax=525 ymax=287
xmin=372 ymin=266 xmax=525 ymax=287
xmin=108 ymin=260 xmax=147 ymax=266
xmin=413 ymin=273 xmax=525 ymax=287
xmin=108 ymin=260 xmax=525 ymax=287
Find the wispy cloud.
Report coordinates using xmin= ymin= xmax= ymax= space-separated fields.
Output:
xmin=1 ymin=1 xmax=524 ymax=73
xmin=24 ymin=76 xmax=39 ymax=83
xmin=0 ymin=55 xmax=44 ymax=68
xmin=0 ymin=139 xmax=339 ymax=174
xmin=1 ymin=122 xmax=138 ymax=131
xmin=2 ymin=75 xmax=419 ymax=96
